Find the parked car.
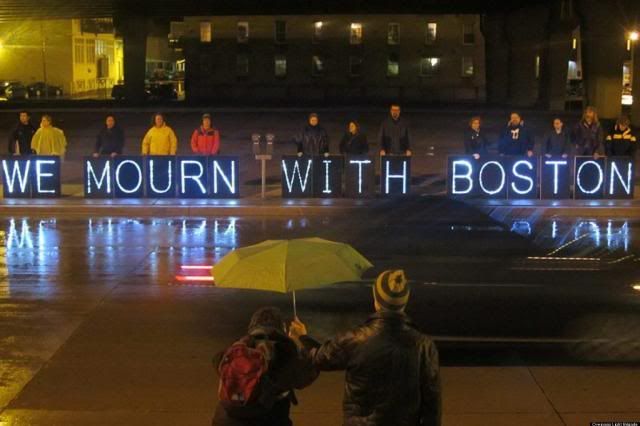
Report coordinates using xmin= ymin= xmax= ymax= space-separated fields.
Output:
xmin=5 ymin=82 xmax=29 ymax=100
xmin=27 ymin=82 xmax=63 ymax=98
xmin=111 ymin=84 xmax=125 ymax=100
xmin=111 ymin=82 xmax=177 ymax=101
xmin=0 ymin=80 xmax=22 ymax=97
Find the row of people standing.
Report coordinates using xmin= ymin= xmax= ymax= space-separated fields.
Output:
xmin=464 ymin=107 xmax=637 ymax=160
xmin=7 ymin=111 xmax=68 ymax=157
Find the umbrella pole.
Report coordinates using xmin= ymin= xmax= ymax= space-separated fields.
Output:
xmin=292 ymin=290 xmax=297 ymax=319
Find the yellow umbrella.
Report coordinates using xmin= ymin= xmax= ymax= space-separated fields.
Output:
xmin=212 ymin=238 xmax=373 ymax=316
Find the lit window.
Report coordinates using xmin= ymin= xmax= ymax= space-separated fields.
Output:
xmin=462 ymin=56 xmax=474 ymax=77
xmin=349 ymin=56 xmax=363 ymax=76
xmin=200 ymin=53 xmax=212 ymax=74
xmin=312 ymin=55 xmax=325 ymax=76
xmin=572 ymin=37 xmax=577 ymax=50
xmin=387 ymin=54 xmax=399 ymax=77
xmin=237 ymin=54 xmax=249 ymax=77
xmin=237 ymin=22 xmax=249 ymax=43
xmin=462 ymin=23 xmax=475 ymax=45
xmin=426 ymin=22 xmax=437 ymax=44
xmin=388 ymin=23 xmax=399 ymax=45
xmin=420 ymin=57 xmax=440 ymax=76
xmin=200 ymin=21 xmax=212 ymax=43
xmin=275 ymin=20 xmax=287 ymax=44
xmin=275 ymin=55 xmax=287 ymax=78
xmin=313 ymin=21 xmax=323 ymax=43
xmin=535 ymin=55 xmax=541 ymax=79
xmin=350 ymin=23 xmax=362 ymax=45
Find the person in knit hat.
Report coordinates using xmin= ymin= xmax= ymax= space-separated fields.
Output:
xmin=289 ymin=270 xmax=441 ymax=426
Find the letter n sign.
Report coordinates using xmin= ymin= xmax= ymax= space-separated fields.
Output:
xmin=282 ymin=156 xmax=313 ymax=198
xmin=381 ymin=156 xmax=410 ymax=196
xmin=210 ymin=156 xmax=240 ymax=198
xmin=313 ymin=155 xmax=343 ymax=198
xmin=606 ymin=157 xmax=635 ymax=199
xmin=113 ymin=156 xmax=145 ymax=198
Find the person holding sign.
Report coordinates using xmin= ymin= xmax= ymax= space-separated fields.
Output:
xmin=141 ymin=113 xmax=178 ymax=155
xmin=572 ymin=106 xmax=604 ymax=157
xmin=295 ymin=113 xmax=329 ymax=156
xmin=463 ymin=116 xmax=490 ymax=159
xmin=30 ymin=114 xmax=67 ymax=158
xmin=378 ymin=103 xmax=411 ymax=156
xmin=605 ymin=115 xmax=637 ymax=159
xmin=339 ymin=120 xmax=369 ymax=155
xmin=190 ymin=113 xmax=220 ymax=155
xmin=8 ymin=111 xmax=36 ymax=156
xmin=93 ymin=114 xmax=125 ymax=158
xmin=498 ymin=112 xmax=534 ymax=157
xmin=543 ymin=118 xmax=571 ymax=158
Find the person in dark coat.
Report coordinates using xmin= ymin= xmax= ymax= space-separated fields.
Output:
xmin=7 ymin=110 xmax=36 ymax=155
xmin=339 ymin=120 xmax=369 ymax=155
xmin=543 ymin=118 xmax=571 ymax=158
xmin=289 ymin=270 xmax=441 ymax=426
xmin=212 ymin=307 xmax=318 ymax=426
xmin=463 ymin=116 xmax=490 ymax=159
xmin=498 ymin=112 xmax=534 ymax=156
xmin=605 ymin=115 xmax=637 ymax=159
xmin=93 ymin=114 xmax=125 ymax=157
xmin=295 ymin=113 xmax=329 ymax=156
xmin=378 ymin=103 xmax=412 ymax=156
xmin=572 ymin=106 xmax=604 ymax=157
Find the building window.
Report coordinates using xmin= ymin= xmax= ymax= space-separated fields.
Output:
xmin=535 ymin=55 xmax=541 ymax=79
xmin=462 ymin=23 xmax=475 ymax=45
xmin=462 ymin=56 xmax=474 ymax=77
xmin=312 ymin=55 xmax=325 ymax=76
xmin=420 ymin=57 xmax=441 ymax=76
xmin=349 ymin=56 xmax=363 ymax=76
xmin=237 ymin=54 xmax=249 ymax=77
xmin=350 ymin=23 xmax=362 ymax=45
xmin=387 ymin=54 xmax=399 ymax=77
xmin=275 ymin=55 xmax=287 ymax=78
xmin=426 ymin=22 xmax=437 ymax=44
xmin=237 ymin=22 xmax=249 ymax=43
xmin=388 ymin=23 xmax=399 ymax=45
xmin=200 ymin=53 xmax=212 ymax=75
xmin=313 ymin=21 xmax=323 ymax=43
xmin=86 ymin=39 xmax=96 ymax=64
xmin=200 ymin=21 xmax=212 ymax=43
xmin=275 ymin=20 xmax=287 ymax=44
xmin=74 ymin=38 xmax=85 ymax=64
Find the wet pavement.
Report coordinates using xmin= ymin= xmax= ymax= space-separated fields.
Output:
xmin=1 ymin=200 xmax=640 ymax=424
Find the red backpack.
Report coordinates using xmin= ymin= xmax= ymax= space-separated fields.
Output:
xmin=217 ymin=334 xmax=280 ymax=418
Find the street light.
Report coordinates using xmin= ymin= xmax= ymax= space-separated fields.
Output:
xmin=630 ymin=31 xmax=639 ymax=42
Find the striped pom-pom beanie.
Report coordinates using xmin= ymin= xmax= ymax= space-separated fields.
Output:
xmin=374 ymin=270 xmax=410 ymax=311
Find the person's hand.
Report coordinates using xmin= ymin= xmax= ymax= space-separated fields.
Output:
xmin=527 ymin=150 xmax=534 ymax=157
xmin=92 ymin=153 xmax=99 ymax=158
xmin=545 ymin=154 xmax=551 ymax=158
xmin=405 ymin=150 xmax=412 ymax=157
xmin=13 ymin=152 xmax=19 ymax=156
xmin=297 ymin=152 xmax=303 ymax=157
xmin=323 ymin=152 xmax=330 ymax=158
xmin=562 ymin=153 xmax=568 ymax=159
xmin=110 ymin=152 xmax=118 ymax=158
xmin=473 ymin=153 xmax=480 ymax=160
xmin=380 ymin=150 xmax=386 ymax=156
xmin=289 ymin=317 xmax=307 ymax=339
xmin=593 ymin=152 xmax=600 ymax=160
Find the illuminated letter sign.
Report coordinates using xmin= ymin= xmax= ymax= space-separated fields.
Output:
xmin=574 ymin=157 xmax=605 ymax=199
xmin=146 ymin=156 xmax=176 ymax=198
xmin=281 ymin=156 xmax=313 ymax=198
xmin=1 ymin=158 xmax=32 ymax=198
xmin=178 ymin=157 xmax=208 ymax=198
xmin=33 ymin=157 xmax=61 ymax=197
xmin=541 ymin=158 xmax=570 ymax=199
xmin=381 ymin=156 xmax=410 ymax=196
xmin=84 ymin=157 xmax=112 ymax=198
xmin=210 ymin=156 xmax=240 ymax=198
xmin=446 ymin=156 xmax=477 ymax=198
xmin=477 ymin=157 xmax=507 ymax=198
xmin=508 ymin=157 xmax=538 ymax=199
xmin=345 ymin=156 xmax=375 ymax=198
xmin=606 ymin=157 xmax=635 ymax=199
xmin=313 ymin=155 xmax=343 ymax=198
xmin=114 ymin=157 xmax=145 ymax=198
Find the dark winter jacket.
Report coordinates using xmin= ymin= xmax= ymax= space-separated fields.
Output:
xmin=378 ymin=117 xmax=411 ymax=155
xmin=300 ymin=311 xmax=441 ymax=426
xmin=339 ymin=132 xmax=369 ymax=155
xmin=543 ymin=128 xmax=572 ymax=156
xmin=463 ymin=127 xmax=490 ymax=155
xmin=212 ymin=327 xmax=318 ymax=426
xmin=296 ymin=124 xmax=329 ymax=155
xmin=572 ymin=120 xmax=604 ymax=156
xmin=8 ymin=121 xmax=36 ymax=155
xmin=498 ymin=123 xmax=534 ymax=156
xmin=95 ymin=126 xmax=125 ymax=155
xmin=605 ymin=125 xmax=637 ymax=158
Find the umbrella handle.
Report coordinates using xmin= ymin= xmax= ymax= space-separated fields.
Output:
xmin=292 ymin=290 xmax=297 ymax=319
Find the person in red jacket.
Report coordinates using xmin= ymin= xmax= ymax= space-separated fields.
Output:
xmin=190 ymin=113 xmax=220 ymax=155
